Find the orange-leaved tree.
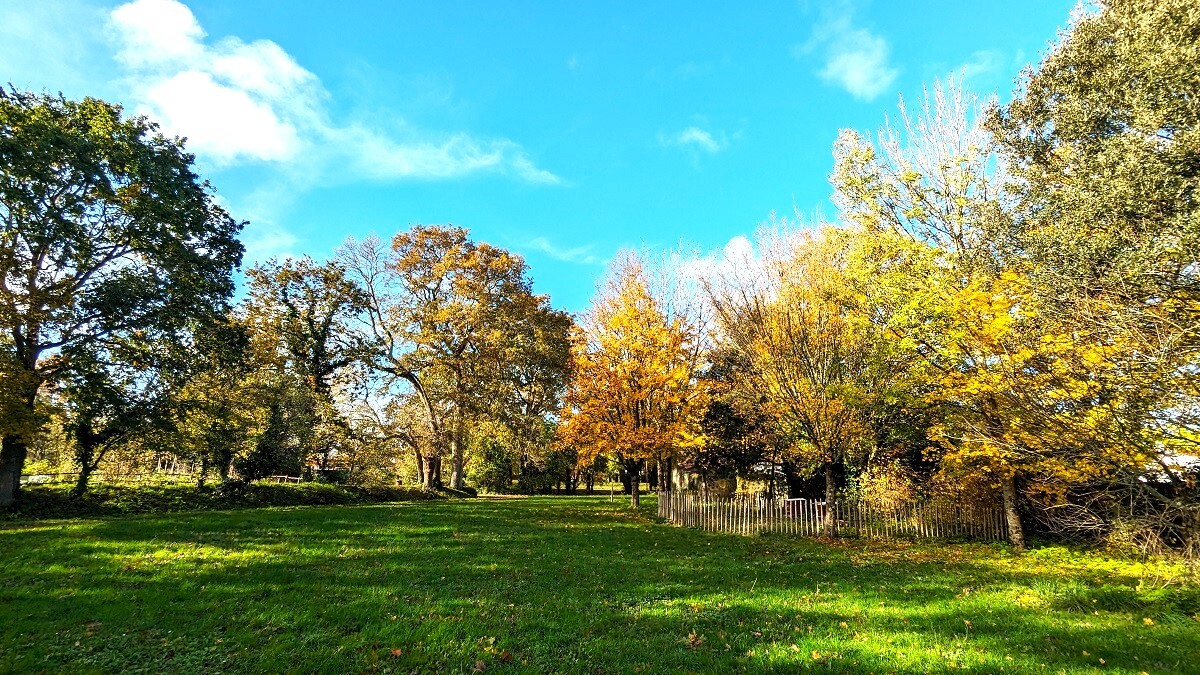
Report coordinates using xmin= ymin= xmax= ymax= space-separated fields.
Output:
xmin=559 ymin=254 xmax=707 ymax=508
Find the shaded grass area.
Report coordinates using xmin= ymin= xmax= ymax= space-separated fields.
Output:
xmin=3 ymin=482 xmax=446 ymax=520
xmin=1 ymin=496 xmax=1197 ymax=674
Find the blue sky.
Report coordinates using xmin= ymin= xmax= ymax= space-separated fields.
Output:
xmin=2 ymin=0 xmax=1073 ymax=311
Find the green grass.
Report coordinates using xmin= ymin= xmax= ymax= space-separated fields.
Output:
xmin=1 ymin=496 xmax=1197 ymax=674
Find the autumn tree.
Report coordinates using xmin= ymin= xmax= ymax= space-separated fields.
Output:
xmin=708 ymin=227 xmax=895 ymax=529
xmin=343 ymin=226 xmax=563 ymax=490
xmin=0 ymin=89 xmax=243 ymax=505
xmin=988 ymin=0 xmax=1200 ymax=551
xmin=560 ymin=253 xmax=707 ymax=508
xmin=830 ymin=81 xmax=1042 ymax=547
xmin=169 ymin=317 xmax=264 ymax=486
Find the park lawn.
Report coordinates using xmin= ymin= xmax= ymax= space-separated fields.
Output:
xmin=1 ymin=496 xmax=1197 ymax=674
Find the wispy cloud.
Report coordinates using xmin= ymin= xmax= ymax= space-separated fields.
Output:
xmin=661 ymin=126 xmax=727 ymax=154
xmin=525 ymin=237 xmax=605 ymax=266
xmin=953 ymin=49 xmax=1004 ymax=88
xmin=106 ymin=0 xmax=560 ymax=184
xmin=798 ymin=6 xmax=899 ymax=102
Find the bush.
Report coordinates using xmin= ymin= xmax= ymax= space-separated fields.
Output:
xmin=2 ymin=481 xmax=447 ymax=520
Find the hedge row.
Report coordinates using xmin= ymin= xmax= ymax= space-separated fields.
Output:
xmin=2 ymin=481 xmax=450 ymax=520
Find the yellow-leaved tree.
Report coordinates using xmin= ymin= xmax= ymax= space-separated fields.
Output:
xmin=709 ymin=226 xmax=896 ymax=530
xmin=559 ymin=254 xmax=707 ymax=508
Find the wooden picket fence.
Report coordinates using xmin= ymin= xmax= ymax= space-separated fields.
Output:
xmin=656 ymin=491 xmax=1008 ymax=542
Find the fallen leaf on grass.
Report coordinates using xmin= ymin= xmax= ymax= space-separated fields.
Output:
xmin=390 ymin=648 xmax=402 ymax=657
xmin=498 ymin=650 xmax=513 ymax=663
xmin=472 ymin=660 xmax=486 ymax=673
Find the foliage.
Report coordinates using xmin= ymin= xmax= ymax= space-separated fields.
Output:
xmin=0 ymin=88 xmax=242 ymax=505
xmin=342 ymin=226 xmax=569 ymax=490
xmin=987 ymin=0 xmax=1200 ymax=554
xmin=560 ymin=253 xmax=708 ymax=506
xmin=3 ymin=481 xmax=445 ymax=520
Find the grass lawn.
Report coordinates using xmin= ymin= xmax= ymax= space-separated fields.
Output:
xmin=1 ymin=496 xmax=1197 ymax=674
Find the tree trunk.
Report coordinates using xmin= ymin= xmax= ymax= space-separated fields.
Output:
xmin=415 ymin=448 xmax=426 ymax=485
xmin=449 ymin=437 xmax=465 ymax=490
xmin=1001 ymin=474 xmax=1026 ymax=552
xmin=625 ymin=458 xmax=643 ymax=508
xmin=621 ymin=467 xmax=632 ymax=494
xmin=823 ymin=462 xmax=837 ymax=536
xmin=1184 ymin=507 xmax=1200 ymax=560
xmin=71 ymin=424 xmax=100 ymax=499
xmin=72 ymin=463 xmax=95 ymax=499
xmin=0 ymin=434 xmax=29 ymax=507
xmin=781 ymin=459 xmax=805 ymax=499
xmin=423 ymin=454 xmax=442 ymax=489
xmin=585 ymin=471 xmax=595 ymax=495
xmin=659 ymin=457 xmax=673 ymax=493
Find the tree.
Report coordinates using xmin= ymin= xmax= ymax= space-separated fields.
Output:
xmin=708 ymin=228 xmax=891 ymax=529
xmin=244 ymin=257 xmax=367 ymax=469
xmin=490 ymin=295 xmax=573 ymax=485
xmin=170 ymin=317 xmax=262 ymax=486
xmin=988 ymin=0 xmax=1200 ymax=552
xmin=59 ymin=335 xmax=181 ymax=497
xmin=0 ymin=89 xmax=242 ymax=505
xmin=559 ymin=254 xmax=707 ymax=508
xmin=829 ymin=80 xmax=1045 ymax=548
xmin=342 ymin=226 xmax=558 ymax=490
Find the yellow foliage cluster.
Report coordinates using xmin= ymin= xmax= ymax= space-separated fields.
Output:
xmin=558 ymin=256 xmax=708 ymax=471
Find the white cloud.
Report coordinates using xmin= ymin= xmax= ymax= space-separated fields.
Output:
xmin=110 ymin=0 xmax=204 ymax=69
xmin=525 ymin=237 xmax=604 ymax=266
xmin=106 ymin=0 xmax=560 ymax=182
xmin=675 ymin=235 xmax=757 ymax=287
xmin=801 ymin=11 xmax=899 ymax=102
xmin=140 ymin=70 xmax=302 ymax=162
xmin=662 ymin=124 xmax=724 ymax=154
xmin=679 ymin=127 xmax=724 ymax=153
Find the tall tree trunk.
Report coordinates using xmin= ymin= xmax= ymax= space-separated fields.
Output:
xmin=1001 ymin=473 xmax=1026 ymax=552
xmin=630 ymin=466 xmax=641 ymax=509
xmin=621 ymin=466 xmax=632 ymax=494
xmin=823 ymin=462 xmax=837 ymax=536
xmin=415 ymin=447 xmax=426 ymax=485
xmin=0 ymin=435 xmax=29 ymax=507
xmin=72 ymin=462 xmax=95 ymax=499
xmin=449 ymin=436 xmax=465 ymax=490
xmin=0 ymin=380 xmax=39 ymax=506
